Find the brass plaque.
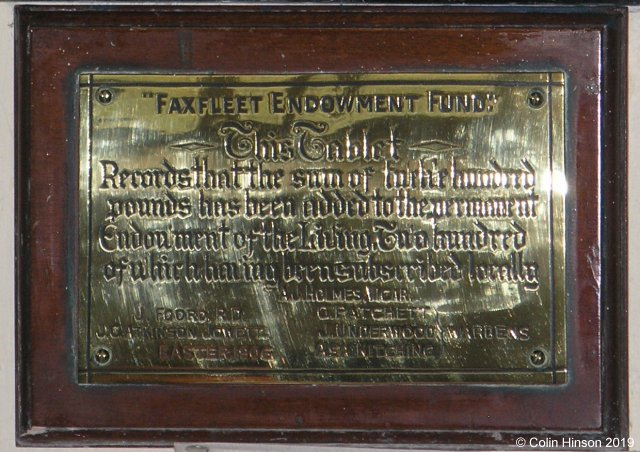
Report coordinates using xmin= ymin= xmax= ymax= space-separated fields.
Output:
xmin=78 ymin=73 xmax=566 ymax=384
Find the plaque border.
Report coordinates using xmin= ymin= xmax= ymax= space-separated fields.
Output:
xmin=15 ymin=4 xmax=628 ymax=447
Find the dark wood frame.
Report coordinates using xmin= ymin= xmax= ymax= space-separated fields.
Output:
xmin=15 ymin=5 xmax=628 ymax=448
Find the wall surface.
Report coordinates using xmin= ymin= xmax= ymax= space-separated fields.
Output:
xmin=1 ymin=4 xmax=637 ymax=452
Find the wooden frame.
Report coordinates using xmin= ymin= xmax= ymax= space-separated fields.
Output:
xmin=15 ymin=5 xmax=628 ymax=448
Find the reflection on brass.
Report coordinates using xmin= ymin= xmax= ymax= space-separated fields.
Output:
xmin=78 ymin=73 xmax=566 ymax=384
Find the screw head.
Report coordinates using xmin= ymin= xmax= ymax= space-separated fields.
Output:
xmin=93 ymin=347 xmax=112 ymax=366
xmin=529 ymin=349 xmax=548 ymax=367
xmin=527 ymin=89 xmax=545 ymax=108
xmin=96 ymin=88 xmax=113 ymax=104
xmin=585 ymin=82 xmax=599 ymax=95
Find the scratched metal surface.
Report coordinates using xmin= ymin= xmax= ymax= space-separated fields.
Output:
xmin=77 ymin=73 xmax=566 ymax=384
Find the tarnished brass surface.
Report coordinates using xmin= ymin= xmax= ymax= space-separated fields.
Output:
xmin=78 ymin=73 xmax=566 ymax=384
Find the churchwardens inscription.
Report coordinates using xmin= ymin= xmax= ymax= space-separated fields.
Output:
xmin=78 ymin=73 xmax=566 ymax=384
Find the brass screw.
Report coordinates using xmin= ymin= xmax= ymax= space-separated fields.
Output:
xmin=529 ymin=349 xmax=547 ymax=367
xmin=527 ymin=89 xmax=545 ymax=108
xmin=93 ymin=347 xmax=112 ymax=365
xmin=96 ymin=88 xmax=113 ymax=104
